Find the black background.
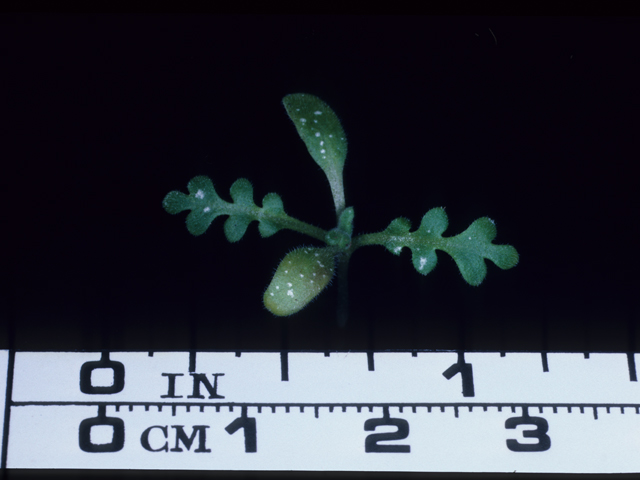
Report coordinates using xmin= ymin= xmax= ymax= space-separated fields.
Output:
xmin=2 ymin=14 xmax=639 ymax=354
xmin=2 ymin=12 xmax=640 ymax=480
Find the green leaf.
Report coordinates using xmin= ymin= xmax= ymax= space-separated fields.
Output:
xmin=162 ymin=176 xmax=224 ymax=236
xmin=283 ymin=93 xmax=347 ymax=214
xmin=162 ymin=176 xmax=287 ymax=241
xmin=264 ymin=247 xmax=336 ymax=316
xmin=337 ymin=206 xmax=355 ymax=235
xmin=379 ymin=207 xmax=519 ymax=286
xmin=325 ymin=207 xmax=354 ymax=249
xmin=283 ymin=93 xmax=347 ymax=178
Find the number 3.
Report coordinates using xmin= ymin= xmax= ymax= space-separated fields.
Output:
xmin=505 ymin=407 xmax=551 ymax=452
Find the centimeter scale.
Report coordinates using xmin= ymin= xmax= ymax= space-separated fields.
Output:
xmin=0 ymin=349 xmax=639 ymax=473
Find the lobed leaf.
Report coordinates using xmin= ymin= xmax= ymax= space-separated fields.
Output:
xmin=258 ymin=193 xmax=286 ymax=237
xmin=162 ymin=176 xmax=224 ymax=236
xmin=379 ymin=207 xmax=518 ymax=286
xmin=162 ymin=176 xmax=287 ymax=241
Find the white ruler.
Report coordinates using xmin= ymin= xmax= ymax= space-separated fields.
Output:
xmin=1 ymin=349 xmax=639 ymax=473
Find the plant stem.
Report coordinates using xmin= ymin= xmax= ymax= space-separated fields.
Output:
xmin=352 ymin=231 xmax=394 ymax=248
xmin=275 ymin=214 xmax=328 ymax=243
xmin=329 ymin=170 xmax=348 ymax=327
xmin=336 ymin=251 xmax=351 ymax=328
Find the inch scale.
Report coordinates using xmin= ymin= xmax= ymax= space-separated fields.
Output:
xmin=1 ymin=349 xmax=640 ymax=473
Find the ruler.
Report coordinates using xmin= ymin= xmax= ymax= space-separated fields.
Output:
xmin=1 ymin=349 xmax=639 ymax=473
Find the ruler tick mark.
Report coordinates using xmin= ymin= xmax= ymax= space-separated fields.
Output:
xmin=280 ymin=352 xmax=289 ymax=381
xmin=189 ymin=352 xmax=196 ymax=373
xmin=627 ymin=353 xmax=637 ymax=381
xmin=541 ymin=353 xmax=549 ymax=372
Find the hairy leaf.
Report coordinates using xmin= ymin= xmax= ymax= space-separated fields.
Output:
xmin=283 ymin=93 xmax=347 ymax=213
xmin=162 ymin=176 xmax=286 ymax=241
xmin=283 ymin=93 xmax=347 ymax=178
xmin=380 ymin=207 xmax=519 ymax=286
xmin=264 ymin=247 xmax=336 ymax=316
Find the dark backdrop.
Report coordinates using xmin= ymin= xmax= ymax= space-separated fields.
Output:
xmin=2 ymin=15 xmax=639 ymax=355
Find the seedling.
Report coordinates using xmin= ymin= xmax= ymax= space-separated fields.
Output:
xmin=163 ymin=94 xmax=519 ymax=326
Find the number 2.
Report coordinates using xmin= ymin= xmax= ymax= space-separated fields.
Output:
xmin=364 ymin=407 xmax=410 ymax=453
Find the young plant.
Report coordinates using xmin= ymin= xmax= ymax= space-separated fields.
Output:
xmin=163 ymin=94 xmax=519 ymax=326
